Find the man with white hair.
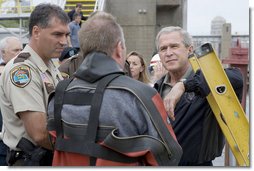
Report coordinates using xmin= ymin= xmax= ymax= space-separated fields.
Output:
xmin=0 ymin=36 xmax=23 ymax=74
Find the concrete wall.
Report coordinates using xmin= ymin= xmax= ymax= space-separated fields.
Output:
xmin=105 ymin=0 xmax=186 ymax=64
xmin=221 ymin=23 xmax=232 ymax=59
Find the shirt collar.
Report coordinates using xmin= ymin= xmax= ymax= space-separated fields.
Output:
xmin=22 ymin=45 xmax=50 ymax=73
xmin=163 ymin=66 xmax=193 ymax=85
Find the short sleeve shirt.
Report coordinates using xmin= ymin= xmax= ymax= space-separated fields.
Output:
xmin=0 ymin=45 xmax=63 ymax=150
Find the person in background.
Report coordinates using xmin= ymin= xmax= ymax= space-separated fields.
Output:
xmin=58 ymin=47 xmax=79 ymax=79
xmin=0 ymin=36 xmax=23 ymax=74
xmin=59 ymin=11 xmax=132 ymax=79
xmin=59 ymin=53 xmax=131 ymax=79
xmin=47 ymin=11 xmax=182 ymax=166
xmin=0 ymin=3 xmax=70 ymax=166
xmin=68 ymin=12 xmax=81 ymax=52
xmin=67 ymin=3 xmax=87 ymax=25
xmin=0 ymin=36 xmax=23 ymax=166
xmin=154 ymin=26 xmax=243 ymax=166
xmin=59 ymin=47 xmax=78 ymax=65
xmin=127 ymin=51 xmax=150 ymax=84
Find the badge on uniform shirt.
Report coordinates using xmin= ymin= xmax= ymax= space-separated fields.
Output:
xmin=10 ymin=65 xmax=31 ymax=88
xmin=40 ymin=73 xmax=55 ymax=94
xmin=60 ymin=72 xmax=69 ymax=79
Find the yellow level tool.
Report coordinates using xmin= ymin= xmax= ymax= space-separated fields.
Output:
xmin=188 ymin=43 xmax=249 ymax=166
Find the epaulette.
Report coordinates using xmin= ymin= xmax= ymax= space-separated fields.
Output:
xmin=14 ymin=52 xmax=31 ymax=64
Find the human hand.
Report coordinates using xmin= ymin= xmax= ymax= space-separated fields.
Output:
xmin=153 ymin=61 xmax=167 ymax=81
xmin=163 ymin=81 xmax=185 ymax=121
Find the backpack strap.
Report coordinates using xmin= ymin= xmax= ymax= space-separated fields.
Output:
xmin=53 ymin=74 xmax=140 ymax=164
xmin=54 ymin=78 xmax=73 ymax=138
xmin=86 ymin=73 xmax=121 ymax=165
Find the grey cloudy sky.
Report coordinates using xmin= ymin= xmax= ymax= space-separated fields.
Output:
xmin=187 ymin=0 xmax=249 ymax=35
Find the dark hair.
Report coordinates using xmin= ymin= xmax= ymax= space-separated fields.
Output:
xmin=76 ymin=3 xmax=82 ymax=8
xmin=72 ymin=12 xmax=81 ymax=20
xmin=29 ymin=3 xmax=70 ymax=37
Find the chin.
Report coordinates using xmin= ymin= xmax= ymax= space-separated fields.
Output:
xmin=52 ymin=52 xmax=61 ymax=58
xmin=167 ymin=66 xmax=178 ymax=72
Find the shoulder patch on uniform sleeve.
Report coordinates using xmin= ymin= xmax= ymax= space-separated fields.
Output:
xmin=14 ymin=52 xmax=31 ymax=64
xmin=10 ymin=65 xmax=32 ymax=88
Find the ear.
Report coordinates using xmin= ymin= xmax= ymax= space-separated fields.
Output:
xmin=140 ymin=65 xmax=144 ymax=72
xmin=188 ymin=45 xmax=194 ymax=53
xmin=112 ymin=41 xmax=126 ymax=68
xmin=1 ymin=49 xmax=5 ymax=55
xmin=32 ymin=26 xmax=41 ymax=39
xmin=112 ymin=41 xmax=123 ymax=60
xmin=116 ymin=41 xmax=124 ymax=58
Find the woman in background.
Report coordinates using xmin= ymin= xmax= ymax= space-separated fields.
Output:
xmin=127 ymin=51 xmax=150 ymax=84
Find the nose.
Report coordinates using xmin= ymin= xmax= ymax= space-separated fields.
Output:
xmin=165 ymin=46 xmax=173 ymax=56
xmin=59 ymin=35 xmax=68 ymax=46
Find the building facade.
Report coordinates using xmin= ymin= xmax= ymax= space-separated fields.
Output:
xmin=104 ymin=0 xmax=187 ymax=63
xmin=192 ymin=34 xmax=249 ymax=59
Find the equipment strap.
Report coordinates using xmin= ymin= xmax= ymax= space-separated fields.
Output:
xmin=111 ymin=77 xmax=183 ymax=165
xmin=103 ymin=129 xmax=174 ymax=166
xmin=86 ymin=74 xmax=120 ymax=142
xmin=54 ymin=74 xmax=140 ymax=164
xmin=55 ymin=137 xmax=140 ymax=163
xmin=16 ymin=137 xmax=36 ymax=153
xmin=54 ymin=78 xmax=73 ymax=138
xmin=86 ymin=73 xmax=121 ymax=165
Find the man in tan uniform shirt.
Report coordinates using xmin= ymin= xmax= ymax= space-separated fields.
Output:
xmin=0 ymin=3 xmax=70 ymax=166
